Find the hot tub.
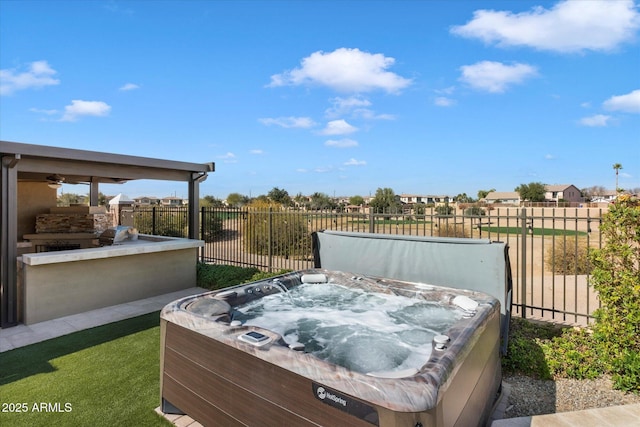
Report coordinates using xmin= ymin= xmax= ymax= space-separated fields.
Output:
xmin=160 ymin=269 xmax=502 ymax=427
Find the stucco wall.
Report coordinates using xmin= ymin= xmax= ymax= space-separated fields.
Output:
xmin=18 ymin=182 xmax=56 ymax=242
xmin=21 ymin=246 xmax=198 ymax=324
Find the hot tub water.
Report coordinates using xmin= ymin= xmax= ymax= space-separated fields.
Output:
xmin=233 ymin=281 xmax=465 ymax=375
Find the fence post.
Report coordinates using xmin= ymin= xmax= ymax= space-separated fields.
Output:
xmin=199 ymin=206 xmax=205 ymax=262
xmin=268 ymin=207 xmax=273 ymax=272
xmin=152 ymin=206 xmax=157 ymax=235
xmin=520 ymin=207 xmax=527 ymax=319
xmin=369 ymin=208 xmax=375 ymax=234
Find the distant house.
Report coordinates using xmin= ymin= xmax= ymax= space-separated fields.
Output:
xmin=545 ymin=184 xmax=583 ymax=203
xmin=590 ymin=190 xmax=617 ymax=203
xmin=483 ymin=191 xmax=521 ymax=205
xmin=161 ymin=196 xmax=184 ymax=206
xmin=399 ymin=194 xmax=451 ymax=205
xmin=134 ymin=196 xmax=160 ymax=206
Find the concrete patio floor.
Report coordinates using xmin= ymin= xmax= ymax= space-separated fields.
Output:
xmin=2 ymin=288 xmax=638 ymax=427
xmin=0 ymin=287 xmax=206 ymax=352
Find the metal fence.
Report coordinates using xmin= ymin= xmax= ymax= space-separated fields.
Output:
xmin=132 ymin=205 xmax=605 ymax=326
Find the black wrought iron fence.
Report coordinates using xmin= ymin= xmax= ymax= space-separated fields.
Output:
xmin=132 ymin=205 xmax=605 ymax=326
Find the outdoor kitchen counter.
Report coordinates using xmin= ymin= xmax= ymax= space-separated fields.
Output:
xmin=21 ymin=235 xmax=203 ymax=266
xmin=18 ymin=235 xmax=204 ymax=325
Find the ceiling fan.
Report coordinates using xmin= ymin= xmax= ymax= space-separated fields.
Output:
xmin=46 ymin=174 xmax=65 ymax=189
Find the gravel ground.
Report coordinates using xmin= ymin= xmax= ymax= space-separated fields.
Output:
xmin=502 ymin=374 xmax=640 ymax=418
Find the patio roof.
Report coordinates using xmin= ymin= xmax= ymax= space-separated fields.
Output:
xmin=1 ymin=140 xmax=215 ymax=328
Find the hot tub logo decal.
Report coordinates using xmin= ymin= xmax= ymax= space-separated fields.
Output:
xmin=315 ymin=386 xmax=347 ymax=407
xmin=312 ymin=382 xmax=379 ymax=426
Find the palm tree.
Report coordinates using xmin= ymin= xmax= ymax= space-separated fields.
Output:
xmin=613 ymin=163 xmax=623 ymax=192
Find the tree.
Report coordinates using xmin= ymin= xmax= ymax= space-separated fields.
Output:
xmin=455 ymin=193 xmax=474 ymax=203
xmin=582 ymin=186 xmax=607 ymax=201
xmin=515 ymin=182 xmax=546 ymax=202
xmin=226 ymin=192 xmax=249 ymax=207
xmin=309 ymin=192 xmax=334 ymax=210
xmin=293 ymin=193 xmax=309 ymax=209
xmin=369 ymin=188 xmax=400 ymax=213
xmin=349 ymin=195 xmax=364 ymax=206
xmin=477 ymin=188 xmax=495 ymax=200
xmin=201 ymin=195 xmax=224 ymax=207
xmin=57 ymin=192 xmax=85 ymax=207
xmin=267 ymin=187 xmax=291 ymax=206
xmin=613 ymin=163 xmax=623 ymax=192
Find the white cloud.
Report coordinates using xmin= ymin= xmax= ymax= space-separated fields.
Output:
xmin=217 ymin=152 xmax=237 ymax=163
xmin=268 ymin=47 xmax=412 ymax=94
xmin=344 ymin=158 xmax=366 ymax=166
xmin=258 ymin=116 xmax=316 ymax=128
xmin=60 ymin=100 xmax=111 ymax=122
xmin=119 ymin=83 xmax=140 ymax=91
xmin=354 ymin=109 xmax=396 ymax=120
xmin=435 ymin=86 xmax=456 ymax=95
xmin=544 ymin=154 xmax=555 ymax=160
xmin=325 ymin=138 xmax=358 ymax=148
xmin=451 ymin=0 xmax=640 ymax=53
xmin=603 ymin=89 xmax=640 ymax=114
xmin=325 ymin=96 xmax=372 ymax=118
xmin=319 ymin=119 xmax=358 ymax=135
xmin=434 ymin=96 xmax=456 ymax=107
xmin=249 ymin=149 xmax=264 ymax=155
xmin=459 ymin=61 xmax=538 ymax=93
xmin=0 ymin=60 xmax=60 ymax=95
xmin=579 ymin=114 xmax=612 ymax=127
xmin=29 ymin=107 xmax=59 ymax=115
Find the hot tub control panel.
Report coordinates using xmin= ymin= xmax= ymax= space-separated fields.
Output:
xmin=238 ymin=331 xmax=271 ymax=347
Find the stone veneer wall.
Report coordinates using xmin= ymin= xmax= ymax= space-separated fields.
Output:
xmin=35 ymin=206 xmax=113 ymax=234
xmin=35 ymin=213 xmax=112 ymax=233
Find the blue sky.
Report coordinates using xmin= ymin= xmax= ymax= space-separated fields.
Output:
xmin=1 ymin=0 xmax=639 ymax=200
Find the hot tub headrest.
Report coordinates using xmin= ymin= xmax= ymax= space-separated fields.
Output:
xmin=301 ymin=273 xmax=328 ymax=284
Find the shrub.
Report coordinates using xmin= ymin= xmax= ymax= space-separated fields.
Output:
xmin=196 ymin=263 xmax=259 ymax=290
xmin=196 ymin=263 xmax=292 ymax=291
xmin=464 ymin=206 xmax=485 ymax=216
xmin=502 ymin=317 xmax=561 ymax=379
xmin=435 ymin=223 xmax=470 ymax=238
xmin=540 ymin=328 xmax=605 ymax=380
xmin=200 ymin=210 xmax=224 ymax=242
xmin=544 ymin=237 xmax=592 ymax=274
xmin=589 ymin=194 xmax=640 ymax=392
xmin=435 ymin=205 xmax=453 ymax=215
xmin=242 ymin=201 xmax=312 ymax=257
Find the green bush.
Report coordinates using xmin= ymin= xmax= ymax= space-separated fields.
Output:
xmin=199 ymin=210 xmax=224 ymax=242
xmin=502 ymin=317 xmax=561 ymax=379
xmin=589 ymin=194 xmax=640 ymax=392
xmin=435 ymin=205 xmax=453 ymax=215
xmin=242 ymin=202 xmax=312 ymax=257
xmin=464 ymin=206 xmax=485 ymax=216
xmin=196 ymin=263 xmax=290 ymax=291
xmin=540 ymin=328 xmax=605 ymax=380
xmin=544 ymin=237 xmax=592 ymax=274
xmin=196 ymin=263 xmax=259 ymax=290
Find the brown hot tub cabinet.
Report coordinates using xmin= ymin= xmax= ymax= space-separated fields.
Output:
xmin=160 ymin=269 xmax=502 ymax=427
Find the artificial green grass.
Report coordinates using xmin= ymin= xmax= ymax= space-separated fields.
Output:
xmin=0 ymin=312 xmax=171 ymax=427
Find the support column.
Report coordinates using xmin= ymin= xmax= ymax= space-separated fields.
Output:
xmin=188 ymin=172 xmax=208 ymax=240
xmin=1 ymin=154 xmax=20 ymax=327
